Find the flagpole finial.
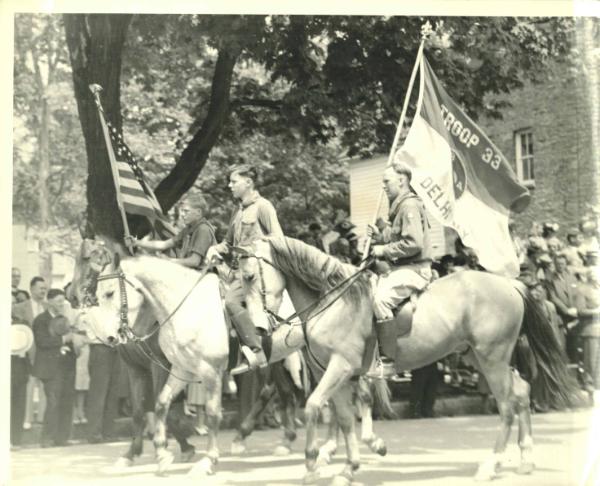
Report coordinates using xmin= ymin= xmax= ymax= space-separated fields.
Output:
xmin=420 ymin=21 xmax=433 ymax=41
xmin=89 ymin=84 xmax=104 ymax=109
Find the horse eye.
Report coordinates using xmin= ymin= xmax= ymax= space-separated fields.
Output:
xmin=104 ymin=290 xmax=115 ymax=299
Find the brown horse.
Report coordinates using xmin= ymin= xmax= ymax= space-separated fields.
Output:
xmin=235 ymin=235 xmax=579 ymax=484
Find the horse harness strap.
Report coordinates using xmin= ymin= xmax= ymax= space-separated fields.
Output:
xmin=253 ymin=255 xmax=374 ymax=374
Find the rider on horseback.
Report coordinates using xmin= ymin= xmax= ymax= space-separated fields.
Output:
xmin=131 ymin=195 xmax=216 ymax=270
xmin=367 ymin=163 xmax=433 ymax=379
xmin=206 ymin=164 xmax=284 ymax=374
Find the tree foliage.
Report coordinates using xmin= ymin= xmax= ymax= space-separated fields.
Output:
xmin=13 ymin=14 xmax=86 ymax=264
xmin=15 ymin=14 xmax=576 ymax=246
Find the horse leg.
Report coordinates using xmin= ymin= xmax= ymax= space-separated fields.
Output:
xmin=153 ymin=371 xmax=188 ymax=476
xmin=329 ymin=383 xmax=362 ymax=486
xmin=272 ymin=362 xmax=298 ymax=456
xmin=188 ymin=364 xmax=223 ymax=476
xmin=357 ymin=378 xmax=387 ymax=456
xmin=231 ymin=370 xmax=276 ymax=454
xmin=303 ymin=354 xmax=354 ymax=485
xmin=317 ymin=402 xmax=339 ymax=465
xmin=473 ymin=358 xmax=517 ymax=481
xmin=512 ymin=371 xmax=535 ymax=475
xmin=167 ymin=396 xmax=196 ymax=463
xmin=115 ymin=362 xmax=147 ymax=468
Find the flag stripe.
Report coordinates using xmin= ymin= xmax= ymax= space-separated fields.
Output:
xmin=95 ymin=108 xmax=175 ymax=239
xmin=421 ymin=58 xmax=530 ymax=213
xmin=391 ymin=53 xmax=529 ymax=277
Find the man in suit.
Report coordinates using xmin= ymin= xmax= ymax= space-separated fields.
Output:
xmin=13 ymin=276 xmax=48 ymax=429
xmin=547 ymin=253 xmax=580 ymax=363
xmin=32 ymin=288 xmax=77 ymax=447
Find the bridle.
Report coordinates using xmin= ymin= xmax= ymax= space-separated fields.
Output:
xmin=95 ymin=270 xmax=139 ymax=343
xmin=91 ymin=264 xmax=210 ymax=383
xmin=237 ymin=250 xmax=374 ymax=372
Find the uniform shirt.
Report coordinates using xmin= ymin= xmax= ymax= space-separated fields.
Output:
xmin=173 ymin=219 xmax=216 ymax=268
xmin=219 ymin=191 xmax=283 ymax=250
xmin=381 ymin=192 xmax=432 ymax=265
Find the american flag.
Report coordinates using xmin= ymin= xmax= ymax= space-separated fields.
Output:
xmin=101 ymin=115 xmax=176 ymax=239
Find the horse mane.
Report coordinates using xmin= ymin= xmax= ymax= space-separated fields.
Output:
xmin=264 ymin=235 xmax=370 ymax=306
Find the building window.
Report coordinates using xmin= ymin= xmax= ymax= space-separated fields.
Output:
xmin=514 ymin=130 xmax=534 ymax=186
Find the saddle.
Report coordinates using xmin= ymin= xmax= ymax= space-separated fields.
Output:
xmin=391 ymin=291 xmax=421 ymax=338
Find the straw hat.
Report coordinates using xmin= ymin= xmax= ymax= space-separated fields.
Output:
xmin=11 ymin=324 xmax=33 ymax=355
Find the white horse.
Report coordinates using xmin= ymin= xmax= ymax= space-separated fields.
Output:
xmin=85 ymin=254 xmax=228 ymax=476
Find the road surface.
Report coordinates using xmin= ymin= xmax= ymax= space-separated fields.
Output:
xmin=8 ymin=409 xmax=598 ymax=485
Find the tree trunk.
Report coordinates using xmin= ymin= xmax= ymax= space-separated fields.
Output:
xmin=153 ymin=46 xmax=241 ymax=212
xmin=64 ymin=14 xmax=241 ymax=239
xmin=63 ymin=14 xmax=132 ymax=240
xmin=38 ymin=93 xmax=52 ymax=281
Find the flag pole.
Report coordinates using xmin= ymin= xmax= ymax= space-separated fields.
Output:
xmin=89 ymin=84 xmax=134 ymax=255
xmin=361 ymin=38 xmax=426 ymax=261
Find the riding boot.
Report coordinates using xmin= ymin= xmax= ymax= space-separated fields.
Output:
xmin=367 ymin=317 xmax=397 ymax=379
xmin=229 ymin=308 xmax=268 ymax=375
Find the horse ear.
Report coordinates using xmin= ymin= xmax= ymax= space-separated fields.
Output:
xmin=114 ymin=253 xmax=121 ymax=268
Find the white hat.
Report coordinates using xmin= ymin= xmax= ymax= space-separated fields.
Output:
xmin=11 ymin=324 xmax=33 ymax=355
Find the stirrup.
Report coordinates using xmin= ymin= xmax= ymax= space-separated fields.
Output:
xmin=231 ymin=346 xmax=268 ymax=375
xmin=366 ymin=357 xmax=396 ymax=380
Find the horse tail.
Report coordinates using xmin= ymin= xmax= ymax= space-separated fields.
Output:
xmin=370 ymin=376 xmax=396 ymax=419
xmin=519 ymin=286 xmax=580 ymax=408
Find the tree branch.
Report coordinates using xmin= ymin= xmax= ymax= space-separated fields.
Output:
xmin=230 ymin=98 xmax=283 ymax=110
xmin=153 ymin=44 xmax=241 ymax=213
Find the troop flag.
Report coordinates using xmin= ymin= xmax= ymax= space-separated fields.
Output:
xmin=94 ymin=94 xmax=176 ymax=240
xmin=393 ymin=55 xmax=530 ymax=277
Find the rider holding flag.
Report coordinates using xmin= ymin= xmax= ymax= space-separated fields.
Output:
xmin=367 ymin=163 xmax=433 ymax=379
xmin=206 ymin=164 xmax=284 ymax=374
xmin=132 ymin=195 xmax=216 ymax=270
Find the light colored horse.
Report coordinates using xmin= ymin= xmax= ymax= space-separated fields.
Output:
xmin=236 ymin=235 xmax=579 ymax=484
xmin=86 ymin=254 xmax=228 ymax=476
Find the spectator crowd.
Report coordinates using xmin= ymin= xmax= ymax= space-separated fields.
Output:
xmin=10 ymin=208 xmax=599 ymax=449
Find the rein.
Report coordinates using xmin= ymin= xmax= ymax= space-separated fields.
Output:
xmin=91 ymin=265 xmax=211 ymax=383
xmin=97 ymin=264 xmax=213 ymax=343
xmin=246 ymin=253 xmax=374 ymax=373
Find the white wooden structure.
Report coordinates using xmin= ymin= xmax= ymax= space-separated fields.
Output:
xmin=349 ymin=155 xmax=450 ymax=259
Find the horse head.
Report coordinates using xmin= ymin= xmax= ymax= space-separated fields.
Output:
xmin=232 ymin=239 xmax=286 ymax=329
xmin=70 ymin=238 xmax=115 ymax=307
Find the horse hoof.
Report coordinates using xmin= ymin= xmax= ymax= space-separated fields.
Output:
xmin=517 ymin=462 xmax=535 ymax=475
xmin=114 ymin=457 xmax=134 ymax=468
xmin=180 ymin=447 xmax=196 ymax=463
xmin=330 ymin=474 xmax=352 ymax=486
xmin=188 ymin=456 xmax=216 ymax=476
xmin=474 ymin=463 xmax=498 ymax=481
xmin=303 ymin=470 xmax=320 ymax=484
xmin=156 ymin=449 xmax=174 ymax=475
xmin=273 ymin=444 xmax=292 ymax=456
xmin=231 ymin=440 xmax=246 ymax=455
xmin=317 ymin=450 xmax=331 ymax=467
xmin=370 ymin=438 xmax=387 ymax=456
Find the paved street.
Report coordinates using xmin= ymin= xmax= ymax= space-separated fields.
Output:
xmin=8 ymin=410 xmax=597 ymax=486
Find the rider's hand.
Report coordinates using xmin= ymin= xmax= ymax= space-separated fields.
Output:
xmin=370 ymin=245 xmax=385 ymax=258
xmin=206 ymin=246 xmax=223 ymax=265
xmin=125 ymin=235 xmax=138 ymax=247
xmin=366 ymin=224 xmax=380 ymax=238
